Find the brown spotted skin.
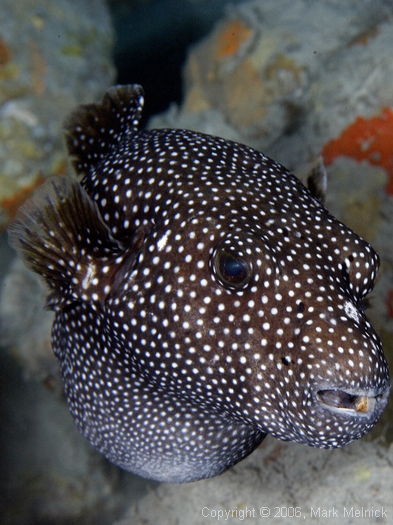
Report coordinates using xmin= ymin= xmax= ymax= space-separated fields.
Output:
xmin=9 ymin=85 xmax=390 ymax=482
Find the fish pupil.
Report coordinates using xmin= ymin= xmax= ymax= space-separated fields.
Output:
xmin=222 ymin=257 xmax=244 ymax=278
xmin=217 ymin=251 xmax=249 ymax=286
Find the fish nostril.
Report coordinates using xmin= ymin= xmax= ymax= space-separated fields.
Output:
xmin=317 ymin=389 xmax=372 ymax=413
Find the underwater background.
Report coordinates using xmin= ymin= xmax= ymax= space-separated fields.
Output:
xmin=1 ymin=0 xmax=393 ymax=523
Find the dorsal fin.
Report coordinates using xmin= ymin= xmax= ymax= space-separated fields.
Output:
xmin=307 ymin=157 xmax=327 ymax=206
xmin=64 ymin=84 xmax=144 ymax=176
xmin=8 ymin=175 xmax=142 ymax=310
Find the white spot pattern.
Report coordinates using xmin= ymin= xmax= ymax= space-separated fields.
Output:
xmin=15 ymin=85 xmax=390 ymax=483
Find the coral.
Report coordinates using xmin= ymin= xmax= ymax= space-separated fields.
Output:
xmin=0 ymin=0 xmax=116 ymax=230
xmin=0 ymin=37 xmax=11 ymax=65
xmin=322 ymin=107 xmax=393 ymax=195
xmin=215 ymin=19 xmax=253 ymax=60
xmin=1 ymin=174 xmax=46 ymax=223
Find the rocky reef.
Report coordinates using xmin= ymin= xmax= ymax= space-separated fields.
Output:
xmin=2 ymin=0 xmax=393 ymax=524
xmin=0 ymin=0 xmax=115 ymax=230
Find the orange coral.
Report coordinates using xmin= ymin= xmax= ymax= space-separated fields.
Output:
xmin=322 ymin=107 xmax=393 ymax=194
xmin=347 ymin=25 xmax=379 ymax=47
xmin=0 ymin=37 xmax=11 ymax=65
xmin=1 ymin=174 xmax=46 ymax=226
xmin=216 ymin=20 xmax=252 ymax=60
xmin=30 ymin=41 xmax=46 ymax=94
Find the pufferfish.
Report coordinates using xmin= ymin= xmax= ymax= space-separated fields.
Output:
xmin=9 ymin=85 xmax=390 ymax=483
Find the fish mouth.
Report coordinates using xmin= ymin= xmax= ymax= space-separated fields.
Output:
xmin=316 ymin=388 xmax=388 ymax=416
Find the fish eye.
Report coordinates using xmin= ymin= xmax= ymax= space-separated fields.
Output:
xmin=214 ymin=250 xmax=251 ymax=289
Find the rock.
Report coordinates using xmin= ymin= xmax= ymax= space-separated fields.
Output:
xmin=0 ymin=0 xmax=116 ymax=229
xmin=0 ymin=258 xmax=55 ymax=381
xmin=115 ymin=438 xmax=393 ymax=525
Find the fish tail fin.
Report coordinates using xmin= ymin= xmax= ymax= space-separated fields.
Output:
xmin=8 ymin=175 xmax=125 ymax=310
xmin=64 ymin=84 xmax=144 ymax=176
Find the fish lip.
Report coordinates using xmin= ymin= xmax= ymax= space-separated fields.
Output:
xmin=315 ymin=386 xmax=390 ymax=417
